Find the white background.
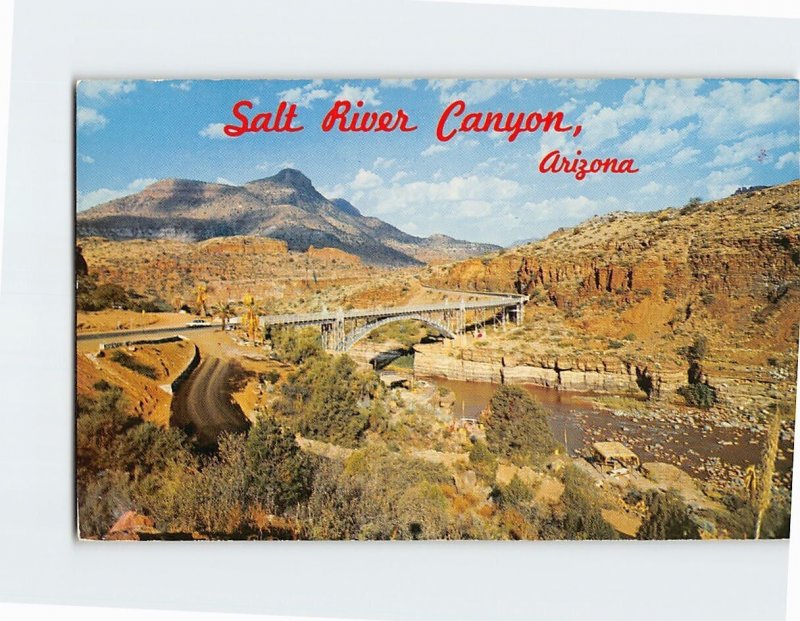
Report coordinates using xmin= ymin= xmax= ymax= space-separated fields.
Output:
xmin=0 ymin=1 xmax=798 ymax=619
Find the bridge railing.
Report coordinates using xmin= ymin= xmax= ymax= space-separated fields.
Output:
xmin=260 ymin=295 xmax=527 ymax=327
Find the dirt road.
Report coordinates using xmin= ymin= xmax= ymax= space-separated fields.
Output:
xmin=170 ymin=355 xmax=251 ymax=449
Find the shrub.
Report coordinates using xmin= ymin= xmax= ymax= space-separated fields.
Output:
xmin=637 ymin=490 xmax=700 ymax=540
xmin=275 ymin=353 xmax=377 ymax=447
xmin=468 ymin=440 xmax=498 ymax=483
xmin=269 ymin=326 xmax=323 ymax=364
xmin=485 ymin=385 xmax=555 ymax=465
xmin=681 ymin=336 xmax=708 ymax=362
xmin=495 ymin=475 xmax=534 ymax=511
xmin=557 ymin=466 xmax=618 ymax=540
xmin=306 ymin=446 xmax=452 ymax=540
xmin=680 ymin=196 xmax=703 ymax=215
xmin=109 ymin=350 xmax=158 ymax=379
xmin=677 ymin=383 xmax=717 ymax=408
xmin=244 ymin=416 xmax=314 ymax=514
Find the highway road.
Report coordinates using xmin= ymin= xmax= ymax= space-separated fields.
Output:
xmin=76 ymin=323 xmax=217 ymax=342
xmin=170 ymin=356 xmax=251 ymax=449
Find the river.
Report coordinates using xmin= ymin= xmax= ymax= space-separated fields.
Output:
xmin=425 ymin=376 xmax=794 ymax=488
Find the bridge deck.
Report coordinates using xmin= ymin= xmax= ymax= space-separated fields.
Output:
xmin=260 ymin=295 xmax=527 ymax=327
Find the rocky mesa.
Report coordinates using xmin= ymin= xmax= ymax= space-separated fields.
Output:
xmin=419 ymin=182 xmax=800 ymax=411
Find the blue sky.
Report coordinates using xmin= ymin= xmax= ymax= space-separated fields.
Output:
xmin=76 ymin=78 xmax=799 ymax=246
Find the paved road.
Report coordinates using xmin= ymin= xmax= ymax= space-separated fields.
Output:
xmin=170 ymin=355 xmax=250 ymax=449
xmin=76 ymin=324 xmax=217 ymax=342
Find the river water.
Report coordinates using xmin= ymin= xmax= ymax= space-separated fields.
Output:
xmin=425 ymin=376 xmax=794 ymax=487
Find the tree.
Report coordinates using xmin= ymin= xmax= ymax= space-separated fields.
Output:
xmin=637 ymin=490 xmax=700 ymax=540
xmin=558 ymin=466 xmax=618 ymax=540
xmin=270 ymin=326 xmax=323 ymax=364
xmin=244 ymin=416 xmax=314 ymax=514
xmin=484 ymin=385 xmax=554 ymax=464
xmin=468 ymin=440 xmax=498 ymax=483
xmin=276 ymin=353 xmax=376 ymax=447
xmin=212 ymin=301 xmax=235 ymax=331
xmin=681 ymin=196 xmax=703 ymax=214
xmin=677 ymin=335 xmax=718 ymax=408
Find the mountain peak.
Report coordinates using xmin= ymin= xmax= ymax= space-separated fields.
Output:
xmin=77 ymin=168 xmax=502 ymax=266
xmin=266 ymin=168 xmax=314 ymax=190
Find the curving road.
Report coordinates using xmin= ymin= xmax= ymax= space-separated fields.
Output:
xmin=170 ymin=356 xmax=250 ymax=450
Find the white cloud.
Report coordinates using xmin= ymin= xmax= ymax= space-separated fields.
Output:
xmin=77 ymin=178 xmax=158 ymax=211
xmin=619 ymin=126 xmax=692 ymax=155
xmin=79 ymin=154 xmax=95 ymax=164
xmin=351 ymin=168 xmax=383 ymax=190
xmin=474 ymin=157 xmax=519 ymax=175
xmin=775 ymin=151 xmax=798 ymax=171
xmin=79 ymin=80 xmax=136 ymax=99
xmin=699 ymin=80 xmax=797 ymax=139
xmin=278 ymin=80 xmax=332 ymax=108
xmin=391 ymin=171 xmax=409 ymax=183
xmin=701 ymin=166 xmax=752 ymax=199
xmin=215 ymin=177 xmax=235 ymax=185
xmin=458 ymin=200 xmax=493 ymax=218
xmin=361 ymin=174 xmax=522 ymax=216
xmin=77 ymin=106 xmax=107 ymax=130
xmin=577 ymin=100 xmax=641 ymax=148
xmin=637 ymin=181 xmax=662 ymax=194
xmin=707 ymin=132 xmax=795 ymax=167
xmin=521 ymin=195 xmax=617 ymax=222
xmin=335 ymin=84 xmax=381 ymax=105
xmin=672 ymin=147 xmax=700 ymax=165
xmin=373 ymin=157 xmax=396 ymax=169
xmin=421 ymin=144 xmax=448 ymax=157
xmin=198 ymin=123 xmax=232 ymax=139
xmin=576 ymin=79 xmax=797 ymax=153
xmin=170 ymin=80 xmax=193 ymax=92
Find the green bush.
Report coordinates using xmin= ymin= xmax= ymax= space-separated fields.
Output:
xmin=637 ymin=490 xmax=700 ymax=540
xmin=680 ymin=196 xmax=703 ymax=215
xmin=485 ymin=385 xmax=555 ymax=464
xmin=76 ymin=275 xmax=130 ymax=311
xmin=677 ymin=383 xmax=717 ymax=408
xmin=307 ymin=446 xmax=452 ymax=540
xmin=683 ymin=336 xmax=708 ymax=362
xmin=269 ymin=326 xmax=323 ymax=364
xmin=557 ymin=466 xmax=618 ymax=540
xmin=275 ymin=353 xmax=378 ymax=447
xmin=109 ymin=350 xmax=158 ymax=379
xmin=495 ymin=475 xmax=534 ymax=511
xmin=468 ymin=440 xmax=498 ymax=483
xmin=76 ymin=384 xmax=197 ymax=538
xmin=244 ymin=416 xmax=314 ymax=514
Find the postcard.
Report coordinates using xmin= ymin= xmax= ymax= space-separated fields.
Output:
xmin=75 ymin=78 xmax=798 ymax=541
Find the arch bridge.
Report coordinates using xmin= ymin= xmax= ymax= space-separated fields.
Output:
xmin=259 ymin=290 xmax=528 ymax=352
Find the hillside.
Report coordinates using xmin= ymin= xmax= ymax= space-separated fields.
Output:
xmin=76 ymin=169 xmax=500 ymax=266
xmin=420 ymin=181 xmax=800 ymax=411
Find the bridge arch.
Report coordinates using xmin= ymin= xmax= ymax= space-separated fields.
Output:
xmin=337 ymin=313 xmax=455 ymax=352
